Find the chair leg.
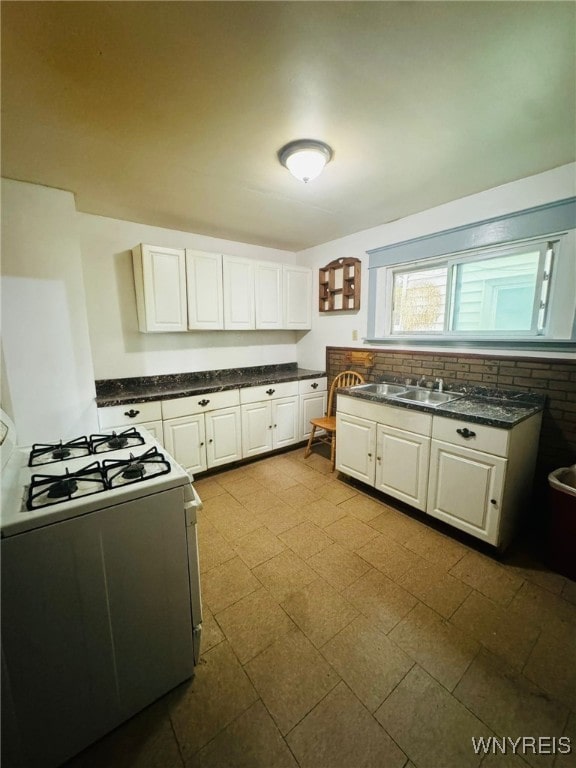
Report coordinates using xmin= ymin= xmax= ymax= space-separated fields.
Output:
xmin=304 ymin=425 xmax=316 ymax=458
xmin=330 ymin=431 xmax=336 ymax=471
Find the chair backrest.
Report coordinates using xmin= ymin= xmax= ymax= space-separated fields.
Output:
xmin=327 ymin=370 xmax=365 ymax=417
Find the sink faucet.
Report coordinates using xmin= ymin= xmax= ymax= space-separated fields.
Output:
xmin=435 ymin=378 xmax=444 ymax=392
xmin=418 ymin=376 xmax=427 ymax=388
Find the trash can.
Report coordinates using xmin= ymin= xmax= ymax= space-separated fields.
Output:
xmin=547 ymin=465 xmax=576 ymax=581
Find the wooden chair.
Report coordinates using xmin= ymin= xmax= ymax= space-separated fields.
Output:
xmin=304 ymin=370 xmax=365 ymax=471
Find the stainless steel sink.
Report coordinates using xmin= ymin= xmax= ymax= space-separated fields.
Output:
xmin=353 ymin=383 xmax=408 ymax=396
xmin=392 ymin=389 xmax=463 ymax=406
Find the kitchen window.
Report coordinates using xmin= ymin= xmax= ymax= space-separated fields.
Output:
xmin=371 ymin=235 xmax=575 ymax=343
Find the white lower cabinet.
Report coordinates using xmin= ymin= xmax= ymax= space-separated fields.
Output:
xmin=336 ymin=400 xmax=430 ymax=511
xmin=163 ymin=407 xmax=242 ymax=475
xmin=375 ymin=424 xmax=430 ymax=511
xmin=298 ymin=377 xmax=328 ymax=441
xmin=241 ymin=396 xmax=299 ymax=458
xmin=427 ymin=440 xmax=505 ymax=544
xmin=162 ymin=390 xmax=242 ymax=474
xmin=335 ymin=413 xmax=376 ymax=485
xmin=240 ymin=381 xmax=300 ymax=457
xmin=337 ymin=396 xmax=542 ymax=549
xmin=163 ymin=414 xmax=206 ymax=474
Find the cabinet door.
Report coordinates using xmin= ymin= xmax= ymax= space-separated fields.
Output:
xmin=335 ymin=413 xmax=376 ymax=485
xmin=241 ymin=401 xmax=273 ymax=457
xmin=140 ymin=419 xmax=164 ymax=446
xmin=186 ymin=250 xmax=224 ymax=330
xmin=283 ymin=265 xmax=312 ymax=329
xmin=375 ymin=425 xmax=430 ymax=511
xmin=132 ymin=245 xmax=187 ymax=333
xmin=427 ymin=439 xmax=506 ymax=545
xmin=223 ymin=255 xmax=255 ymax=330
xmin=273 ymin=396 xmax=299 ymax=449
xmin=206 ymin=407 xmax=242 ymax=468
xmin=163 ymin=414 xmax=207 ymax=474
xmin=255 ymin=261 xmax=283 ymax=329
xmin=300 ymin=391 xmax=327 ymax=440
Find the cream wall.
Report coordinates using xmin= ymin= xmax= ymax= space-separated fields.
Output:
xmin=295 ymin=163 xmax=576 ymax=370
xmin=1 ymin=179 xmax=99 ymax=442
xmin=78 ymin=214 xmax=301 ymax=380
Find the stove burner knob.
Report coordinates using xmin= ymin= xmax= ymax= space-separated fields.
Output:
xmin=124 ymin=409 xmax=140 ymax=418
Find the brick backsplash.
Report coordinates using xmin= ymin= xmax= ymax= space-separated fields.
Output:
xmin=327 ymin=347 xmax=576 ymax=493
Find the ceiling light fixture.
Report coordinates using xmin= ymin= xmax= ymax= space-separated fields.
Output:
xmin=278 ymin=139 xmax=333 ymax=183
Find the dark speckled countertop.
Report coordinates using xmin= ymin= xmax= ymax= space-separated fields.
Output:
xmin=96 ymin=363 xmax=326 ymax=407
xmin=338 ymin=383 xmax=545 ymax=429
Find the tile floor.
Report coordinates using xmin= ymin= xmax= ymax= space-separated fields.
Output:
xmin=66 ymin=447 xmax=576 ymax=768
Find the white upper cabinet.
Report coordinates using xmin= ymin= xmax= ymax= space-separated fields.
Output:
xmin=283 ymin=265 xmax=312 ymax=329
xmin=186 ymin=250 xmax=224 ymax=330
xmin=133 ymin=244 xmax=312 ymax=332
xmin=255 ymin=261 xmax=283 ymax=329
xmin=132 ymin=245 xmax=187 ymax=332
xmin=222 ymin=255 xmax=255 ymax=330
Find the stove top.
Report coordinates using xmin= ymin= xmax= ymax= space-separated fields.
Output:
xmin=28 ymin=428 xmax=146 ymax=466
xmin=1 ymin=423 xmax=192 ymax=538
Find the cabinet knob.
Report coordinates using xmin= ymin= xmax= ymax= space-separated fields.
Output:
xmin=268 ymin=425 xmax=272 ymax=429
xmin=124 ymin=409 xmax=140 ymax=418
xmin=274 ymin=424 xmax=277 ymax=428
xmin=209 ymin=439 xmax=213 ymax=443
xmin=490 ymin=499 xmax=497 ymax=505
xmin=311 ymin=382 xmax=319 ymax=389
xmin=266 ymin=388 xmax=275 ymax=396
xmin=377 ymin=456 xmax=381 ymax=462
xmin=456 ymin=428 xmax=476 ymax=438
xmin=368 ymin=452 xmax=373 ymax=458
xmin=198 ymin=399 xmax=210 ymax=407
xmin=200 ymin=442 xmax=204 ymax=446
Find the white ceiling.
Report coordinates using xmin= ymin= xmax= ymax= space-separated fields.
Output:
xmin=2 ymin=1 xmax=575 ymax=251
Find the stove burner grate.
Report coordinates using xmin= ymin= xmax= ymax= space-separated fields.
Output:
xmin=103 ymin=448 xmax=171 ymax=488
xmin=26 ymin=463 xmax=107 ymax=510
xmin=90 ymin=428 xmax=145 ymax=455
xmin=28 ymin=437 xmax=91 ymax=467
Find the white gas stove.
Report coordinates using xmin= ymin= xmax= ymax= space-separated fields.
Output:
xmin=1 ymin=420 xmax=197 ymax=537
xmin=1 ymin=409 xmax=203 ymax=768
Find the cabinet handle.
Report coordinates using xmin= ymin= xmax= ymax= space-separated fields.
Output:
xmin=198 ymin=399 xmax=210 ymax=407
xmin=266 ymin=388 xmax=275 ymax=396
xmin=311 ymin=382 xmax=319 ymax=389
xmin=456 ymin=428 xmax=476 ymax=438
xmin=124 ymin=409 xmax=140 ymax=418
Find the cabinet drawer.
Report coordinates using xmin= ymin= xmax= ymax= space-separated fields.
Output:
xmin=298 ymin=377 xmax=327 ymax=395
xmin=432 ymin=415 xmax=509 ymax=457
xmin=98 ymin=402 xmax=162 ymax=429
xmin=337 ymin=395 xmax=432 ymax=436
xmin=161 ymin=389 xmax=240 ymax=419
xmin=240 ymin=381 xmax=298 ymax=404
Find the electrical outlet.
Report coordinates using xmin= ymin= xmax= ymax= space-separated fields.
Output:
xmin=352 ymin=329 xmax=359 ymax=341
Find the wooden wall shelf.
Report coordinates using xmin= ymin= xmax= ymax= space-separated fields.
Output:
xmin=319 ymin=257 xmax=361 ymax=312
